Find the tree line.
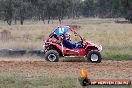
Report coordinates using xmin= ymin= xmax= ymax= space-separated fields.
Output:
xmin=0 ymin=0 xmax=132 ymax=25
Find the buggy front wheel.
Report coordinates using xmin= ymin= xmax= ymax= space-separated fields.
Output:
xmin=86 ymin=51 xmax=102 ymax=63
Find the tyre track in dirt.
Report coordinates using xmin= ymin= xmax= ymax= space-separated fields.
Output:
xmin=0 ymin=59 xmax=132 ymax=80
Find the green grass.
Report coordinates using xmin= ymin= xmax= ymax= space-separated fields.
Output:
xmin=0 ymin=74 xmax=79 ymax=88
xmin=0 ymin=74 xmax=131 ymax=88
xmin=102 ymin=47 xmax=132 ymax=60
xmin=103 ymin=54 xmax=132 ymax=61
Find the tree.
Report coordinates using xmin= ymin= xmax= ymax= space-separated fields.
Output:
xmin=81 ymin=0 xmax=95 ymax=17
xmin=0 ymin=0 xmax=5 ymax=20
xmin=51 ymin=0 xmax=72 ymax=24
xmin=122 ymin=0 xmax=132 ymax=22
xmin=0 ymin=0 xmax=132 ymax=25
xmin=69 ymin=0 xmax=82 ymax=18
xmin=3 ymin=0 xmax=13 ymax=25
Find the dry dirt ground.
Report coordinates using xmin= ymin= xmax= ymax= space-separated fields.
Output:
xmin=0 ymin=58 xmax=132 ymax=80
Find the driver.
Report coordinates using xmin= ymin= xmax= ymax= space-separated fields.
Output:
xmin=62 ymin=33 xmax=83 ymax=49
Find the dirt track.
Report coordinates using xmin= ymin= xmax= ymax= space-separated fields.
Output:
xmin=0 ymin=59 xmax=132 ymax=80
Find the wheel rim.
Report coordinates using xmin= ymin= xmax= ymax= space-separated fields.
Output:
xmin=48 ymin=54 xmax=56 ymax=62
xmin=91 ymin=54 xmax=98 ymax=62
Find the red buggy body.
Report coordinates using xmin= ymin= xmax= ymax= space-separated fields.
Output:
xmin=43 ymin=26 xmax=102 ymax=63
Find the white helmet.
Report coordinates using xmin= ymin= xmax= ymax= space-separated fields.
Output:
xmin=65 ymin=33 xmax=71 ymax=41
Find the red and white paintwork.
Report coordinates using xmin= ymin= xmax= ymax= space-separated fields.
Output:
xmin=43 ymin=26 xmax=102 ymax=57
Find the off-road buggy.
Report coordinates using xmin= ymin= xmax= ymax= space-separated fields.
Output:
xmin=43 ymin=26 xmax=102 ymax=63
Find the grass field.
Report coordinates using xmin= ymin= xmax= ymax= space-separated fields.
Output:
xmin=0 ymin=18 xmax=132 ymax=60
xmin=0 ymin=73 xmax=78 ymax=88
xmin=0 ymin=73 xmax=131 ymax=88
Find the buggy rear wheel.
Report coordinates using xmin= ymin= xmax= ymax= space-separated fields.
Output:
xmin=45 ymin=50 xmax=59 ymax=62
xmin=86 ymin=51 xmax=101 ymax=63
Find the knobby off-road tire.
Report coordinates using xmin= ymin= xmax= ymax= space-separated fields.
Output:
xmin=45 ymin=50 xmax=59 ymax=62
xmin=86 ymin=51 xmax=102 ymax=63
